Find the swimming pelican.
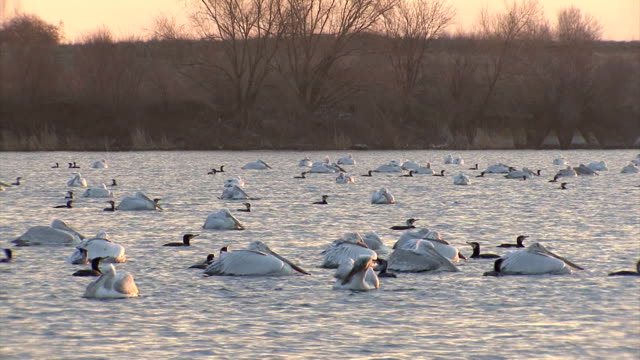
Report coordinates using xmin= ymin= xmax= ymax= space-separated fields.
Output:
xmin=12 ymin=219 xmax=84 ymax=246
xmin=202 ymin=208 xmax=244 ymax=230
xmin=484 ymin=163 xmax=513 ymax=174
xmin=83 ymin=184 xmax=113 ymax=198
xmin=336 ymin=154 xmax=356 ymax=165
xmin=362 ymin=231 xmax=391 ymax=255
xmin=553 ymin=156 xmax=567 ymax=166
xmin=83 ymin=262 xmax=139 ymax=299
xmin=70 ymin=232 xmax=127 ymax=263
xmin=387 ymin=240 xmax=459 ymax=272
xmin=587 ymin=161 xmax=608 ymax=171
xmin=103 ymin=200 xmax=116 ymax=211
xmin=332 ymin=255 xmax=379 ymax=291
xmin=298 ymin=157 xmax=313 ymax=167
xmin=67 ymin=173 xmax=88 ymax=187
xmin=390 ymin=218 xmax=418 ymax=230
xmin=237 ymin=203 xmax=251 ymax=212
xmin=498 ymin=235 xmax=528 ymax=248
xmin=116 ymin=192 xmax=162 ymax=210
xmin=621 ymin=163 xmax=640 ymax=174
xmin=189 ymin=254 xmax=216 ymax=269
xmin=373 ymin=161 xmax=402 ymax=173
xmin=452 ymin=156 xmax=464 ymax=165
xmin=393 ymin=229 xmax=465 ymax=262
xmin=313 ymin=195 xmax=329 ymax=205
xmin=308 ymin=162 xmax=340 ymax=173
xmin=467 ymin=242 xmax=500 ymax=259
xmin=1 ymin=249 xmax=13 ymax=263
xmin=336 ymin=173 xmax=356 ymax=184
xmin=413 ymin=164 xmax=435 ymax=175
xmin=401 ymin=160 xmax=421 ymax=170
xmin=91 ymin=160 xmax=108 ymax=169
xmin=73 ymin=257 xmax=102 ymax=276
xmin=53 ymin=200 xmax=73 ymax=208
xmin=555 ymin=166 xmax=577 ymax=178
xmin=608 ymin=260 xmax=640 ymax=276
xmin=204 ymin=241 xmax=309 ymax=276
xmin=163 ymin=233 xmax=199 ymax=247
xmin=573 ymin=164 xmax=598 ymax=176
xmin=224 ymin=177 xmax=245 ymax=188
xmin=241 ymin=160 xmax=272 ymax=170
xmin=485 ymin=243 xmax=584 ymax=276
xmin=504 ymin=168 xmax=538 ymax=180
xmin=371 ymin=188 xmax=395 ymax=204
xmin=453 ymin=173 xmax=471 ymax=185
xmin=321 ymin=233 xmax=378 ymax=268
xmin=444 ymin=154 xmax=453 ymax=164
xmin=220 ymin=184 xmax=250 ymax=200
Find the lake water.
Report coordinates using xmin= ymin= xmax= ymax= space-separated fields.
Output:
xmin=1 ymin=150 xmax=639 ymax=359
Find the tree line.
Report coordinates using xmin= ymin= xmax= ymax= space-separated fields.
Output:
xmin=1 ymin=0 xmax=638 ymax=150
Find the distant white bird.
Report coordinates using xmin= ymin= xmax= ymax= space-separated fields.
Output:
xmin=443 ymin=154 xmax=453 ymax=164
xmin=82 ymin=183 xmax=113 ymax=198
xmin=393 ymin=229 xmax=464 ymax=262
xmin=308 ymin=161 xmax=339 ymax=173
xmin=371 ymin=187 xmax=395 ymax=204
xmin=223 ymin=176 xmax=246 ymax=188
xmin=555 ymin=166 xmax=577 ymax=178
xmin=452 ymin=156 xmax=464 ymax=165
xmin=453 ymin=173 xmax=471 ymax=185
xmin=484 ymin=163 xmax=513 ymax=174
xmin=202 ymin=208 xmax=244 ymax=230
xmin=484 ymin=243 xmax=583 ymax=276
xmin=204 ymin=241 xmax=309 ymax=276
xmin=83 ymin=262 xmax=139 ymax=299
xmin=69 ymin=232 xmax=126 ymax=263
xmin=116 ymin=192 xmax=162 ymax=210
xmin=413 ymin=163 xmax=434 ymax=174
xmin=373 ymin=160 xmax=402 ymax=173
xmin=241 ymin=160 xmax=272 ymax=170
xmin=322 ymin=233 xmax=378 ymax=268
xmin=401 ymin=160 xmax=421 ymax=170
xmin=91 ymin=160 xmax=108 ymax=169
xmin=587 ymin=161 xmax=608 ymax=171
xmin=332 ymin=255 xmax=379 ymax=291
xmin=573 ymin=164 xmax=598 ymax=176
xmin=336 ymin=154 xmax=356 ymax=165
xmin=553 ymin=156 xmax=567 ymax=166
xmin=387 ymin=240 xmax=459 ymax=272
xmin=220 ymin=184 xmax=250 ymax=200
xmin=336 ymin=173 xmax=356 ymax=184
xmin=621 ymin=163 xmax=639 ymax=174
xmin=12 ymin=219 xmax=84 ymax=246
xmin=298 ymin=156 xmax=313 ymax=167
xmin=67 ymin=173 xmax=88 ymax=187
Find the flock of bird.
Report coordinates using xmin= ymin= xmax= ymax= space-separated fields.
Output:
xmin=1 ymin=154 xmax=639 ymax=297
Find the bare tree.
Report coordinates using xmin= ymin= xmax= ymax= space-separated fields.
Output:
xmin=189 ymin=0 xmax=284 ymax=129
xmin=277 ymin=0 xmax=395 ymax=113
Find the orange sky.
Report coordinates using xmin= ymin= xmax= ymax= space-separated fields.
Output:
xmin=2 ymin=0 xmax=639 ymax=42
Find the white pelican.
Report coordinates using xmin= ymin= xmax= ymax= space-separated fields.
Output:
xmin=401 ymin=160 xmax=420 ymax=170
xmin=69 ymin=232 xmax=127 ymax=263
xmin=224 ymin=176 xmax=245 ymax=188
xmin=91 ymin=160 xmax=108 ymax=169
xmin=362 ymin=231 xmax=391 ymax=255
xmin=336 ymin=173 xmax=355 ymax=184
xmin=308 ymin=161 xmax=343 ymax=173
xmin=202 ymin=208 xmax=244 ymax=230
xmin=298 ymin=156 xmax=313 ymax=167
xmin=632 ymin=155 xmax=640 ymax=166
xmin=321 ymin=233 xmax=378 ymax=268
xmin=484 ymin=163 xmax=513 ymax=174
xmin=241 ymin=160 xmax=272 ymax=170
xmin=332 ymin=255 xmax=379 ymax=291
xmin=82 ymin=183 xmax=113 ymax=198
xmin=387 ymin=240 xmax=459 ymax=272
xmin=116 ymin=192 xmax=162 ymax=210
xmin=453 ymin=173 xmax=471 ymax=185
xmin=452 ymin=156 xmax=464 ymax=165
xmin=12 ymin=219 xmax=84 ymax=246
xmin=413 ymin=163 xmax=434 ymax=174
xmin=484 ymin=243 xmax=584 ymax=276
xmin=393 ymin=229 xmax=465 ymax=262
xmin=444 ymin=154 xmax=453 ymax=164
xmin=573 ymin=164 xmax=598 ymax=176
xmin=555 ymin=166 xmax=577 ymax=178
xmin=67 ymin=173 xmax=88 ymax=187
xmin=553 ymin=156 xmax=567 ymax=165
xmin=504 ymin=168 xmax=539 ymax=180
xmin=336 ymin=154 xmax=356 ymax=165
xmin=83 ymin=262 xmax=139 ymax=299
xmin=621 ymin=163 xmax=639 ymax=174
xmin=587 ymin=161 xmax=608 ymax=171
xmin=220 ymin=184 xmax=250 ymax=200
xmin=204 ymin=241 xmax=309 ymax=276
xmin=609 ymin=260 xmax=640 ymax=276
xmin=373 ymin=160 xmax=402 ymax=173
xmin=371 ymin=188 xmax=395 ymax=204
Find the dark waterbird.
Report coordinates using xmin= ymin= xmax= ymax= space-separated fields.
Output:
xmin=164 ymin=233 xmax=199 ymax=247
xmin=237 ymin=203 xmax=251 ymax=212
xmin=375 ymin=259 xmax=396 ymax=278
xmin=361 ymin=170 xmax=373 ymax=177
xmin=467 ymin=242 xmax=500 ymax=259
xmin=433 ymin=170 xmax=445 ymax=177
xmin=313 ymin=195 xmax=329 ymax=205
xmin=54 ymin=200 xmax=73 ymax=208
xmin=476 ymin=171 xmax=485 ymax=178
xmin=400 ymin=170 xmax=415 ymax=177
xmin=11 ymin=177 xmax=22 ymax=186
xmin=72 ymin=257 xmax=102 ymax=277
xmin=1 ymin=249 xmax=13 ymax=263
xmin=110 ymin=179 xmax=117 ymax=186
xmin=189 ymin=254 xmax=216 ymax=269
xmin=469 ymin=164 xmax=479 ymax=170
xmin=497 ymin=235 xmax=528 ymax=248
xmin=390 ymin=218 xmax=418 ymax=230
xmin=560 ymin=182 xmax=568 ymax=190
xmin=608 ymin=260 xmax=640 ymax=276
xmin=483 ymin=258 xmax=504 ymax=276
xmin=52 ymin=163 xmax=59 ymax=168
xmin=103 ymin=200 xmax=116 ymax=212
xmin=65 ymin=191 xmax=74 ymax=199
xmin=294 ymin=172 xmax=307 ymax=179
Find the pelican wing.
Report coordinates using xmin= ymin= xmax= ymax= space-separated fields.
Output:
xmin=204 ymin=250 xmax=293 ymax=276
xmin=114 ymin=272 xmax=139 ymax=296
xmin=13 ymin=226 xmax=81 ymax=246
xmin=322 ymin=243 xmax=377 ymax=268
xmin=387 ymin=247 xmax=459 ymax=272
xmin=501 ymin=250 xmax=571 ymax=275
xmin=83 ymin=239 xmax=126 ymax=263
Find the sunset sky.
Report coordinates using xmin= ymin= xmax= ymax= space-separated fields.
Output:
xmin=2 ymin=0 xmax=639 ymax=42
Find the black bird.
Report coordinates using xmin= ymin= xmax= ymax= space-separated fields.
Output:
xmin=52 ymin=163 xmax=59 ymax=168
xmin=54 ymin=200 xmax=73 ymax=208
xmin=560 ymin=182 xmax=568 ymax=190
xmin=313 ymin=195 xmax=329 ymax=205
xmin=294 ymin=172 xmax=307 ymax=179
xmin=469 ymin=163 xmax=479 ymax=170
xmin=65 ymin=191 xmax=74 ymax=199
xmin=110 ymin=179 xmax=117 ymax=186
xmin=189 ymin=254 xmax=216 ymax=269
xmin=608 ymin=260 xmax=640 ymax=276
xmin=216 ymin=165 xmax=225 ymax=173
xmin=467 ymin=242 xmax=501 ymax=259
xmin=475 ymin=171 xmax=485 ymax=178
xmin=390 ymin=218 xmax=418 ymax=230
xmin=72 ymin=161 xmax=80 ymax=168
xmin=68 ymin=162 xmax=74 ymax=168
xmin=0 ymin=249 xmax=13 ymax=263
xmin=361 ymin=170 xmax=373 ymax=177
xmin=11 ymin=177 xmax=21 ymax=186
xmin=549 ymin=175 xmax=560 ymax=182
xmin=237 ymin=203 xmax=251 ymax=212
xmin=498 ymin=235 xmax=528 ymax=248
xmin=219 ymin=246 xmax=229 ymax=254
xmin=483 ymin=258 xmax=504 ymax=276
xmin=103 ymin=200 xmax=116 ymax=212
xmin=400 ymin=170 xmax=415 ymax=177
xmin=433 ymin=169 xmax=446 ymax=177
xmin=72 ymin=257 xmax=102 ymax=277
xmin=207 ymin=168 xmax=217 ymax=175
xmin=375 ymin=259 xmax=396 ymax=278
xmin=164 ymin=233 xmax=199 ymax=247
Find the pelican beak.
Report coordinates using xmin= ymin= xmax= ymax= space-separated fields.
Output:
xmin=268 ymin=249 xmax=310 ymax=275
xmin=155 ymin=204 xmax=163 ymax=210
xmin=543 ymin=248 xmax=584 ymax=270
